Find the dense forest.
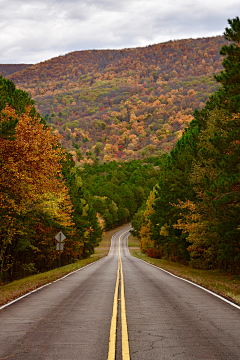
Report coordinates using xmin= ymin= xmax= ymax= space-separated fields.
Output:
xmin=132 ymin=17 xmax=240 ymax=273
xmin=0 ymin=64 xmax=32 ymax=78
xmin=1 ymin=17 xmax=240 ymax=282
xmin=0 ymin=76 xmax=159 ymax=282
xmin=81 ymin=159 xmax=161 ymax=230
xmin=2 ymin=36 xmax=228 ymax=164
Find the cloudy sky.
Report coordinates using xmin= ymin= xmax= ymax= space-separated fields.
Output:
xmin=0 ymin=0 xmax=239 ymax=64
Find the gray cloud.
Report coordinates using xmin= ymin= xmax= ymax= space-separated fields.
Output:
xmin=0 ymin=0 xmax=239 ymax=63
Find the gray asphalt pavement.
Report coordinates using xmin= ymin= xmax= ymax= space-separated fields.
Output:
xmin=120 ymin=233 xmax=240 ymax=360
xmin=0 ymin=226 xmax=240 ymax=359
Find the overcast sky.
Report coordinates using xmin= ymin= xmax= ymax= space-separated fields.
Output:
xmin=0 ymin=0 xmax=239 ymax=64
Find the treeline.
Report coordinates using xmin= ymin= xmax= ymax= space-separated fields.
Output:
xmin=81 ymin=159 xmax=161 ymax=230
xmin=0 ymin=76 xmax=160 ymax=282
xmin=0 ymin=64 xmax=32 ymax=78
xmin=132 ymin=17 xmax=240 ymax=272
xmin=0 ymin=76 xmax=102 ymax=282
xmin=8 ymin=36 xmax=225 ymax=85
xmin=2 ymin=36 xmax=228 ymax=163
xmin=0 ymin=77 xmax=102 ymax=281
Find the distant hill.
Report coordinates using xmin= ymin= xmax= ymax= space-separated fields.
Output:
xmin=6 ymin=36 xmax=227 ymax=164
xmin=0 ymin=64 xmax=33 ymax=77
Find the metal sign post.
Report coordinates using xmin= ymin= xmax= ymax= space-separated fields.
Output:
xmin=59 ymin=231 xmax=61 ymax=269
xmin=55 ymin=231 xmax=66 ymax=269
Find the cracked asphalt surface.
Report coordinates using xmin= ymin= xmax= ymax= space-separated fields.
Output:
xmin=0 ymin=226 xmax=240 ymax=359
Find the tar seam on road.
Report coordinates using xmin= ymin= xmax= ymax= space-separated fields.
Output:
xmin=107 ymin=230 xmax=130 ymax=360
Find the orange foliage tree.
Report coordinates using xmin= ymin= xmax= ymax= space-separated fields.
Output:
xmin=0 ymin=105 xmax=73 ymax=279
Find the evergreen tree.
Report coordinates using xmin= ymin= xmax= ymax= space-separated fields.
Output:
xmin=214 ymin=17 xmax=240 ymax=113
xmin=135 ymin=16 xmax=240 ymax=270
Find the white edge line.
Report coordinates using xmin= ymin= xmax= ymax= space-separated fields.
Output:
xmin=108 ymin=226 xmax=132 ymax=256
xmin=1 ymin=226 xmax=131 ymax=310
xmin=5 ymin=226 xmax=236 ymax=313
xmin=126 ymin=231 xmax=240 ymax=311
xmin=108 ymin=233 xmax=115 ymax=255
xmin=108 ymin=230 xmax=122 ymax=255
xmin=0 ymin=256 xmax=106 ymax=310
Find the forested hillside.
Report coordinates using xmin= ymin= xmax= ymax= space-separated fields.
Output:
xmin=132 ymin=17 xmax=240 ymax=273
xmin=0 ymin=74 xmax=159 ymax=282
xmin=3 ymin=36 xmax=228 ymax=164
xmin=1 ymin=19 xmax=239 ymax=281
xmin=0 ymin=64 xmax=32 ymax=77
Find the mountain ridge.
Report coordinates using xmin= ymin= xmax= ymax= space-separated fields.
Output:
xmin=1 ymin=35 xmax=227 ymax=164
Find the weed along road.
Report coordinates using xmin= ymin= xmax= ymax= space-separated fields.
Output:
xmin=0 ymin=226 xmax=240 ymax=359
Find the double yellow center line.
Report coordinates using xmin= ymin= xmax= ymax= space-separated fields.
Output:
xmin=107 ymin=231 xmax=130 ymax=360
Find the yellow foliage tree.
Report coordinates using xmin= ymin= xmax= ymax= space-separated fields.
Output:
xmin=0 ymin=105 xmax=73 ymax=277
xmin=139 ymin=185 xmax=159 ymax=251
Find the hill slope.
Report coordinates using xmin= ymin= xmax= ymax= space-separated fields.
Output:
xmin=0 ymin=64 xmax=33 ymax=77
xmin=6 ymin=36 xmax=227 ymax=163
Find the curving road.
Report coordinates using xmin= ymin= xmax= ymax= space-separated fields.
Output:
xmin=0 ymin=226 xmax=240 ymax=359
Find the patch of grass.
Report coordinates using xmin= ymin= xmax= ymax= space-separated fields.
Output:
xmin=0 ymin=223 xmax=130 ymax=307
xmin=129 ymin=246 xmax=240 ymax=305
xmin=127 ymin=234 xmax=140 ymax=248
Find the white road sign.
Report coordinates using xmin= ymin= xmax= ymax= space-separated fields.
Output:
xmin=55 ymin=231 xmax=66 ymax=242
xmin=56 ymin=243 xmax=64 ymax=251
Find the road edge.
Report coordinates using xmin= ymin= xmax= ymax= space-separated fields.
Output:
xmin=126 ymin=232 xmax=240 ymax=310
xmin=0 ymin=224 xmax=131 ymax=310
xmin=0 ymin=255 xmax=107 ymax=310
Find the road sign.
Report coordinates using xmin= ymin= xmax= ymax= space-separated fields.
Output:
xmin=56 ymin=243 xmax=64 ymax=251
xmin=55 ymin=231 xmax=66 ymax=268
xmin=55 ymin=231 xmax=66 ymax=242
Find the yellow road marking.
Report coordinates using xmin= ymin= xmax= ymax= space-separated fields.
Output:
xmin=107 ymin=257 xmax=120 ymax=360
xmin=107 ymin=230 xmax=130 ymax=360
xmin=120 ymin=257 xmax=130 ymax=360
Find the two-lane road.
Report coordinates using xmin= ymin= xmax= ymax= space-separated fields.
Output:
xmin=0 ymin=226 xmax=240 ymax=359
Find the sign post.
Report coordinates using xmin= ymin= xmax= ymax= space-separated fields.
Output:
xmin=55 ymin=231 xmax=66 ymax=268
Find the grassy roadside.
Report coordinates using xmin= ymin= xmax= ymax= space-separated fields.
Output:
xmin=128 ymin=235 xmax=240 ymax=305
xmin=0 ymin=223 xmax=130 ymax=307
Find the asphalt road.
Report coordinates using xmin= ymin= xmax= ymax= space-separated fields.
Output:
xmin=0 ymin=226 xmax=240 ymax=359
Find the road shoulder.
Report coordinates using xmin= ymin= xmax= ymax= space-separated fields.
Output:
xmin=0 ymin=223 xmax=130 ymax=307
xmin=128 ymin=236 xmax=240 ymax=306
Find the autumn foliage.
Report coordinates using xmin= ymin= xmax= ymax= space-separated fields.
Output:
xmin=1 ymin=36 xmax=228 ymax=163
xmin=1 ymin=21 xmax=240 ymax=278
xmin=132 ymin=17 xmax=240 ymax=272
xmin=0 ymin=105 xmax=72 ymax=221
xmin=0 ymin=104 xmax=75 ymax=279
xmin=0 ymin=77 xmax=104 ymax=282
